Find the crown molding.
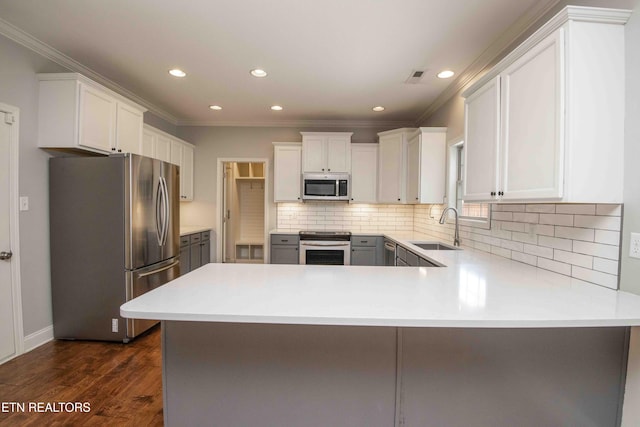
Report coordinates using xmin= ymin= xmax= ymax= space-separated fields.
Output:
xmin=176 ymin=119 xmax=416 ymax=129
xmin=461 ymin=5 xmax=632 ymax=99
xmin=414 ymin=0 xmax=563 ymax=125
xmin=0 ymin=17 xmax=179 ymax=125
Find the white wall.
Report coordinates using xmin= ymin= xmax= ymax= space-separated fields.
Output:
xmin=620 ymin=1 xmax=640 ymax=294
xmin=0 ymin=35 xmax=67 ymax=335
xmin=177 ymin=126 xmax=391 ymax=258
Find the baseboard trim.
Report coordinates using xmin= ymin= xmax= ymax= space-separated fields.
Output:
xmin=23 ymin=325 xmax=54 ymax=353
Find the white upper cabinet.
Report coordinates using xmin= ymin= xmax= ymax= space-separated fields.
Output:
xmin=462 ymin=7 xmax=629 ymax=203
xmin=273 ymin=143 xmax=302 ymax=202
xmin=377 ymin=128 xmax=415 ymax=204
xmin=301 ymin=132 xmax=352 ymax=173
xmin=169 ymin=137 xmax=195 ymax=202
xmin=37 ymin=73 xmax=146 ymax=155
xmin=116 ymin=103 xmax=144 ymax=155
xmin=463 ymin=77 xmax=500 ymax=202
xmin=78 ymin=83 xmax=116 ymax=153
xmin=406 ymin=128 xmax=447 ymax=204
xmin=350 ymin=144 xmax=378 ymax=203
xmin=142 ymin=125 xmax=172 ymax=163
xmin=143 ymin=124 xmax=195 ymax=202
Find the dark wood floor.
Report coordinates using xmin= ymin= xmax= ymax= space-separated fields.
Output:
xmin=0 ymin=325 xmax=163 ymax=426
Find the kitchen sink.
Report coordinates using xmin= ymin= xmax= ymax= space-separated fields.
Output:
xmin=409 ymin=242 xmax=461 ymax=251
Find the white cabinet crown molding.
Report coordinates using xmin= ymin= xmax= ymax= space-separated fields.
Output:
xmin=462 ymin=6 xmax=631 ymax=99
xmin=37 ymin=73 xmax=147 ymax=113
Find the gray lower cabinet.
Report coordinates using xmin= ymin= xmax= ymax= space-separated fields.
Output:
xmin=270 ymin=234 xmax=299 ymax=264
xmin=180 ymin=230 xmax=211 ymax=275
xmin=396 ymin=244 xmax=436 ymax=267
xmin=351 ymin=235 xmax=384 ymax=266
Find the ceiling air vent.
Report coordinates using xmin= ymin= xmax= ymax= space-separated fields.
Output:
xmin=405 ymin=69 xmax=427 ymax=84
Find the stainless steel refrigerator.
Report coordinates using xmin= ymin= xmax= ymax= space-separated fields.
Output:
xmin=49 ymin=154 xmax=180 ymax=342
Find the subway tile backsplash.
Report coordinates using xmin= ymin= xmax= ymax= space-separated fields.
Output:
xmin=277 ymin=202 xmax=623 ymax=289
xmin=277 ymin=203 xmax=414 ymax=232
xmin=415 ymin=203 xmax=623 ymax=290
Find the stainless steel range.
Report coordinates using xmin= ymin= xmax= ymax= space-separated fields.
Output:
xmin=299 ymin=231 xmax=352 ymax=265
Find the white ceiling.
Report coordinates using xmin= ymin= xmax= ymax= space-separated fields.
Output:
xmin=0 ymin=0 xmax=560 ymax=126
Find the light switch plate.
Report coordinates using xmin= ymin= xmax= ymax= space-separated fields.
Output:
xmin=630 ymin=233 xmax=640 ymax=259
xmin=19 ymin=196 xmax=29 ymax=211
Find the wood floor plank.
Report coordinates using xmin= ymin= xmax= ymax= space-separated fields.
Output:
xmin=0 ymin=325 xmax=162 ymax=426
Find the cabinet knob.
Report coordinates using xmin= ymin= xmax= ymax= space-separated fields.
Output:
xmin=490 ymin=191 xmax=496 ymax=196
xmin=397 ymin=198 xmax=401 ymax=201
xmin=297 ymin=197 xmax=301 ymax=200
xmin=322 ymin=168 xmax=325 ymax=171
xmin=415 ymin=197 xmax=418 ymax=200
xmin=118 ymin=149 xmax=122 ymax=153
xmin=328 ymin=168 xmax=331 ymax=172
xmin=111 ymin=148 xmax=116 ymax=151
xmin=498 ymin=191 xmax=504 ymax=196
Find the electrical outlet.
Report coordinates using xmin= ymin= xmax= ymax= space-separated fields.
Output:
xmin=112 ymin=318 xmax=119 ymax=333
xmin=631 ymin=233 xmax=640 ymax=259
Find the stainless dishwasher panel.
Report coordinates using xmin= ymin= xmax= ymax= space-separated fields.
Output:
xmin=126 ymin=257 xmax=180 ymax=339
xmin=384 ymin=240 xmax=396 ymax=266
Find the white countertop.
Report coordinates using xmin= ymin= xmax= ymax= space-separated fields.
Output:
xmin=180 ymin=226 xmax=211 ymax=236
xmin=121 ymin=238 xmax=640 ymax=327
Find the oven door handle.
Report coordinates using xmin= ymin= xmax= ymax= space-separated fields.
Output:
xmin=300 ymin=242 xmax=350 ymax=247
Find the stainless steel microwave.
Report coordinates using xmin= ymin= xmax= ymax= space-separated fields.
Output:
xmin=302 ymin=173 xmax=350 ymax=201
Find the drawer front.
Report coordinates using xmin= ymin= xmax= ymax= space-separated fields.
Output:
xmin=406 ymin=251 xmax=419 ymax=266
xmin=271 ymin=234 xmax=300 ymax=245
xmin=180 ymin=236 xmax=190 ymax=247
xmin=351 ymin=236 xmax=377 ymax=247
xmin=396 ymin=245 xmax=407 ymax=262
xmin=189 ymin=233 xmax=202 ymax=244
xmin=201 ymin=231 xmax=211 ymax=241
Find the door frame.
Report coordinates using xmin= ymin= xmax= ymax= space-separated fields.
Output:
xmin=0 ymin=102 xmax=24 ymax=363
xmin=216 ymin=157 xmax=269 ymax=263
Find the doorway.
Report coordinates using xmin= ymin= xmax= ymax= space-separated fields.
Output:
xmin=0 ymin=102 xmax=23 ymax=364
xmin=220 ymin=160 xmax=267 ymax=264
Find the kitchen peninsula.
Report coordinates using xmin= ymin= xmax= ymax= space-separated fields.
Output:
xmin=121 ymin=237 xmax=640 ymax=427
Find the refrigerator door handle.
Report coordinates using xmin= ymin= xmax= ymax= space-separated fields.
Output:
xmin=137 ymin=260 xmax=180 ymax=278
xmin=155 ymin=178 xmax=164 ymax=246
xmin=160 ymin=176 xmax=169 ymax=246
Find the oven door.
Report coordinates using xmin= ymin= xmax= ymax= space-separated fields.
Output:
xmin=299 ymin=241 xmax=351 ymax=265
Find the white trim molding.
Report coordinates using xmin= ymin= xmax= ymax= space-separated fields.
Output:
xmin=0 ymin=102 xmax=25 ymax=362
xmin=0 ymin=17 xmax=179 ymax=125
xmin=23 ymin=325 xmax=54 ymax=353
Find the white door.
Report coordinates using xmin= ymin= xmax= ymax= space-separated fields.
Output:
xmin=406 ymin=134 xmax=420 ymax=204
xmin=463 ymin=76 xmax=500 ymax=201
xmin=326 ymin=136 xmax=350 ymax=173
xmin=499 ymin=29 xmax=564 ymax=200
xmin=301 ymin=136 xmax=326 ymax=172
xmin=0 ymin=104 xmax=21 ymax=363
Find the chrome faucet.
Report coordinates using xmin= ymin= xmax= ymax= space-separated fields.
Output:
xmin=439 ymin=207 xmax=460 ymax=247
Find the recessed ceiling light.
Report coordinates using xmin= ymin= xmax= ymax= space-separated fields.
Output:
xmin=209 ymin=105 xmax=222 ymax=110
xmin=372 ymin=106 xmax=385 ymax=112
xmin=271 ymin=105 xmax=283 ymax=111
xmin=168 ymin=69 xmax=186 ymax=78
xmin=437 ymin=70 xmax=455 ymax=79
xmin=251 ymin=69 xmax=268 ymax=78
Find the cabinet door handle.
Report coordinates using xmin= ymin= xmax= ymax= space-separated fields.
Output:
xmin=498 ymin=191 xmax=504 ymax=196
xmin=490 ymin=191 xmax=495 ymax=196
xmin=282 ymin=239 xmax=288 ymax=242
